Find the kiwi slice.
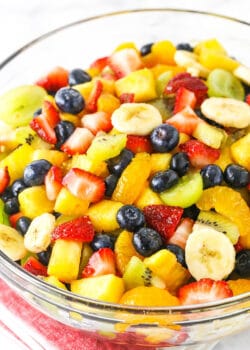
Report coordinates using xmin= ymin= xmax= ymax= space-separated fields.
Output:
xmin=0 ymin=199 xmax=9 ymax=226
xmin=155 ymin=71 xmax=173 ymax=97
xmin=0 ymin=85 xmax=47 ymax=127
xmin=207 ymin=69 xmax=245 ymax=100
xmin=197 ymin=210 xmax=240 ymax=244
xmin=148 ymin=97 xmax=174 ymax=121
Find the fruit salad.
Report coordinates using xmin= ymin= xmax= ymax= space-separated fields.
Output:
xmin=0 ymin=38 xmax=249 ymax=308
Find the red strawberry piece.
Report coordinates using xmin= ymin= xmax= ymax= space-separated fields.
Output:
xmin=23 ymin=256 xmax=48 ymax=277
xmin=246 ymin=94 xmax=250 ymax=105
xmin=45 ymin=165 xmax=63 ymax=201
xmin=42 ymin=100 xmax=60 ymax=127
xmin=168 ymin=218 xmax=194 ymax=249
xmin=52 ymin=216 xmax=95 ymax=242
xmin=126 ymin=135 xmax=153 ymax=153
xmin=178 ymin=278 xmax=233 ymax=305
xmin=143 ymin=205 xmax=184 ymax=242
xmin=35 ymin=66 xmax=69 ymax=93
xmin=82 ymin=247 xmax=116 ymax=278
xmin=89 ymin=56 xmax=109 ymax=73
xmin=86 ymin=80 xmax=103 ymax=113
xmin=62 ymin=168 xmax=105 ymax=203
xmin=61 ymin=127 xmax=94 ymax=155
xmin=9 ymin=212 xmax=23 ymax=228
xmin=234 ymin=241 xmax=244 ymax=253
xmin=81 ymin=111 xmax=112 ymax=135
xmin=179 ymin=139 xmax=220 ymax=168
xmin=119 ymin=93 xmax=135 ymax=104
xmin=247 ymin=183 xmax=250 ymax=191
xmin=0 ymin=166 xmax=10 ymax=194
xmin=165 ymin=72 xmax=208 ymax=105
xmin=174 ymin=87 xmax=197 ymax=114
xmin=166 ymin=107 xmax=201 ymax=135
xmin=108 ymin=48 xmax=143 ymax=79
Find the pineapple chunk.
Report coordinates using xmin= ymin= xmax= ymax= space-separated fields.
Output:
xmin=97 ymin=93 xmax=120 ymax=115
xmin=194 ymin=38 xmax=227 ymax=55
xmin=48 ymin=239 xmax=82 ymax=282
xmin=150 ymin=153 xmax=171 ymax=175
xmin=199 ymin=51 xmax=239 ymax=71
xmin=192 ymin=122 xmax=226 ymax=149
xmin=43 ymin=275 xmax=67 ymax=290
xmin=71 ymin=274 xmax=125 ymax=303
xmin=70 ymin=154 xmax=107 ymax=176
xmin=32 ymin=149 xmax=68 ymax=167
xmin=54 ymin=188 xmax=89 ymax=216
xmin=135 ymin=184 xmax=164 ymax=209
xmin=231 ymin=133 xmax=250 ymax=170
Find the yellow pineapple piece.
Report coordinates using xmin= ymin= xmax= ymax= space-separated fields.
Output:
xmin=43 ymin=275 xmax=67 ymax=290
xmin=71 ymin=274 xmax=125 ymax=303
xmin=48 ymin=239 xmax=82 ymax=282
xmin=227 ymin=279 xmax=250 ymax=296
xmin=115 ymin=69 xmax=157 ymax=102
xmin=150 ymin=64 xmax=185 ymax=79
xmin=96 ymin=77 xmax=115 ymax=95
xmin=86 ymin=199 xmax=123 ymax=232
xmin=74 ymin=81 xmax=93 ymax=100
xmin=54 ymin=188 xmax=89 ymax=216
xmin=135 ymin=184 xmax=164 ymax=209
xmin=194 ymin=38 xmax=227 ymax=55
xmin=97 ymin=93 xmax=120 ymax=115
xmin=215 ymin=145 xmax=234 ymax=171
xmin=70 ymin=154 xmax=107 ymax=176
xmin=231 ymin=133 xmax=250 ymax=170
xmin=150 ymin=153 xmax=171 ymax=175
xmin=199 ymin=51 xmax=239 ymax=71
xmin=19 ymin=186 xmax=54 ymax=219
xmin=32 ymin=149 xmax=68 ymax=167
xmin=151 ymin=40 xmax=176 ymax=65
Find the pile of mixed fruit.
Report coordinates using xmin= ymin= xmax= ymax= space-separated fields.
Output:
xmin=0 ymin=38 xmax=249 ymax=307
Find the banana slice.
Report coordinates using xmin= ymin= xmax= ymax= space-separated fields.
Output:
xmin=201 ymin=97 xmax=250 ymax=128
xmin=185 ymin=223 xmax=235 ymax=281
xmin=111 ymin=103 xmax=162 ymax=135
xmin=234 ymin=65 xmax=250 ymax=85
xmin=174 ymin=50 xmax=210 ymax=78
xmin=0 ymin=224 xmax=27 ymax=261
xmin=24 ymin=213 xmax=55 ymax=253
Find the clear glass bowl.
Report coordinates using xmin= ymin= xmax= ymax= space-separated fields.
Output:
xmin=0 ymin=9 xmax=250 ymax=350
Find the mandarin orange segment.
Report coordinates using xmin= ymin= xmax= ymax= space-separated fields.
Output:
xmin=227 ymin=279 xmax=250 ymax=296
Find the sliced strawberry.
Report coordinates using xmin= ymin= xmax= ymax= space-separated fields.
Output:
xmin=126 ymin=135 xmax=153 ymax=153
xmin=42 ymin=100 xmax=60 ymax=127
xmin=52 ymin=216 xmax=95 ymax=242
xmin=179 ymin=278 xmax=233 ymax=305
xmin=9 ymin=212 xmax=23 ymax=228
xmin=89 ymin=56 xmax=109 ymax=73
xmin=0 ymin=166 xmax=10 ymax=194
xmin=165 ymin=73 xmax=208 ymax=105
xmin=35 ymin=66 xmax=69 ymax=93
xmin=174 ymin=87 xmax=197 ymax=114
xmin=108 ymin=48 xmax=143 ymax=79
xmin=166 ymin=107 xmax=201 ymax=135
xmin=119 ymin=93 xmax=135 ymax=104
xmin=81 ymin=111 xmax=112 ymax=135
xmin=45 ymin=165 xmax=63 ymax=201
xmin=179 ymin=139 xmax=220 ymax=168
xmin=62 ymin=168 xmax=105 ymax=203
xmin=82 ymin=247 xmax=116 ymax=278
xmin=143 ymin=205 xmax=184 ymax=242
xmin=168 ymin=218 xmax=194 ymax=249
xmin=23 ymin=256 xmax=48 ymax=277
xmin=246 ymin=94 xmax=250 ymax=105
xmin=86 ymin=80 xmax=103 ymax=113
xmin=61 ymin=127 xmax=94 ymax=155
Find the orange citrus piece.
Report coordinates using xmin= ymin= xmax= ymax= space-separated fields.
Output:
xmin=227 ymin=279 xmax=250 ymax=296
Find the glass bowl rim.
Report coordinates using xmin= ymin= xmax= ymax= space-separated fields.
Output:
xmin=0 ymin=8 xmax=249 ymax=315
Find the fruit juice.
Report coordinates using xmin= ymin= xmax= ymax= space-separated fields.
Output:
xmin=0 ymin=38 xmax=249 ymax=307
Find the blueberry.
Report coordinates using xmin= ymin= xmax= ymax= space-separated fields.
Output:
xmin=16 ymin=216 xmax=32 ymax=236
xmin=150 ymin=124 xmax=179 ymax=153
xmin=4 ymin=197 xmax=19 ymax=215
xmin=150 ymin=169 xmax=179 ymax=193
xmin=133 ymin=228 xmax=163 ymax=257
xmin=140 ymin=42 xmax=154 ymax=56
xmin=183 ymin=205 xmax=200 ymax=220
xmin=224 ymin=164 xmax=249 ymax=188
xmin=116 ymin=205 xmax=145 ymax=232
xmin=55 ymin=87 xmax=85 ymax=114
xmin=52 ymin=211 xmax=61 ymax=219
xmin=104 ymin=174 xmax=119 ymax=197
xmin=170 ymin=152 xmax=190 ymax=176
xmin=23 ymin=159 xmax=52 ymax=186
xmin=55 ymin=120 xmax=75 ymax=149
xmin=90 ymin=234 xmax=116 ymax=251
xmin=176 ymin=43 xmax=193 ymax=52
xmin=106 ymin=149 xmax=134 ymax=176
xmin=1 ymin=187 xmax=13 ymax=202
xmin=37 ymin=246 xmax=52 ymax=266
xmin=11 ymin=178 xmax=27 ymax=197
xmin=68 ymin=68 xmax=92 ymax=86
xmin=200 ymin=164 xmax=223 ymax=189
xmin=235 ymin=249 xmax=250 ymax=276
xmin=165 ymin=244 xmax=186 ymax=267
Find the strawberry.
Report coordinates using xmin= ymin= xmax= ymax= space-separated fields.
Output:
xmin=61 ymin=127 xmax=94 ymax=155
xmin=0 ymin=166 xmax=10 ymax=194
xmin=42 ymin=100 xmax=60 ymax=127
xmin=35 ymin=66 xmax=69 ymax=93
xmin=246 ymin=94 xmax=250 ymax=105
xmin=119 ymin=93 xmax=135 ymax=104
xmin=165 ymin=73 xmax=208 ymax=105
xmin=168 ymin=218 xmax=194 ymax=249
xmin=234 ymin=241 xmax=244 ymax=253
xmin=166 ymin=107 xmax=201 ymax=135
xmin=52 ymin=216 xmax=95 ymax=242
xmin=178 ymin=278 xmax=233 ymax=305
xmin=247 ymin=183 xmax=250 ymax=191
xmin=173 ymin=87 xmax=197 ymax=114
xmin=108 ymin=48 xmax=143 ymax=79
xmin=143 ymin=205 xmax=184 ymax=242
xmin=89 ymin=56 xmax=109 ymax=73
xmin=82 ymin=247 xmax=116 ymax=278
xmin=86 ymin=80 xmax=103 ymax=113
xmin=62 ymin=168 xmax=105 ymax=203
xmin=81 ymin=111 xmax=112 ymax=135
xmin=179 ymin=139 xmax=220 ymax=168
xmin=23 ymin=256 xmax=48 ymax=277
xmin=45 ymin=165 xmax=63 ymax=201
xmin=9 ymin=212 xmax=23 ymax=228
xmin=126 ymin=135 xmax=153 ymax=153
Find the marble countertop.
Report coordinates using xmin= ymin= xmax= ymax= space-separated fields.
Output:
xmin=0 ymin=0 xmax=249 ymax=349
